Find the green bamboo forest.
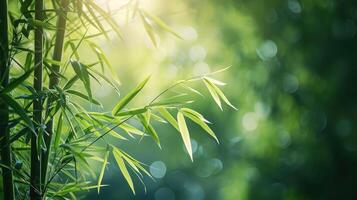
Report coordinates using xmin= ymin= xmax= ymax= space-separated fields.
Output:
xmin=0 ymin=0 xmax=356 ymax=199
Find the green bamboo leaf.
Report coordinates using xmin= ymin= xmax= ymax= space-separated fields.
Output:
xmin=113 ymin=147 xmax=135 ymax=194
xmin=87 ymin=0 xmax=123 ymax=39
xmin=112 ymin=76 xmax=150 ymax=116
xmin=139 ymin=11 xmax=157 ymax=48
xmin=180 ymin=108 xmax=211 ymax=123
xmin=204 ymin=77 xmax=227 ymax=86
xmin=138 ymin=114 xmax=160 ymax=148
xmin=63 ymin=75 xmax=79 ymax=91
xmin=181 ymin=85 xmax=203 ymax=97
xmin=85 ymin=4 xmax=109 ymax=39
xmin=0 ymin=94 xmax=34 ymax=132
xmin=0 ymin=68 xmax=34 ymax=94
xmin=44 ymin=58 xmax=63 ymax=66
xmin=149 ymin=99 xmax=194 ymax=107
xmin=66 ymin=90 xmax=102 ymax=106
xmin=104 ymin=127 xmax=127 ymax=141
xmin=119 ymin=123 xmax=146 ymax=136
xmin=181 ymin=108 xmax=219 ymax=143
xmin=87 ymin=42 xmax=121 ymax=85
xmin=89 ymin=69 xmax=120 ymax=94
xmin=142 ymin=11 xmax=183 ymax=39
xmin=27 ymin=18 xmax=56 ymax=30
xmin=208 ymin=80 xmax=238 ymax=110
xmin=121 ymin=151 xmax=152 ymax=178
xmin=203 ymin=78 xmax=222 ymax=110
xmin=24 ymin=52 xmax=32 ymax=70
xmin=70 ymin=60 xmax=92 ymax=102
xmin=54 ymin=113 xmax=63 ymax=149
xmin=97 ymin=148 xmax=109 ymax=194
xmin=177 ymin=111 xmax=193 ymax=161
xmin=151 ymin=113 xmax=167 ymax=123
xmin=157 ymin=107 xmax=179 ymax=131
xmin=115 ymin=107 xmax=148 ymax=116
xmin=8 ymin=127 xmax=29 ymax=144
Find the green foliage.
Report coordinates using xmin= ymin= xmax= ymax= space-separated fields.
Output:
xmin=0 ymin=0 xmax=235 ymax=199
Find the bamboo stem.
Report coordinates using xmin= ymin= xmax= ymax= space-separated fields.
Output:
xmin=0 ymin=0 xmax=15 ymax=199
xmin=41 ymin=0 xmax=69 ymax=189
xmin=31 ymin=0 xmax=44 ymax=199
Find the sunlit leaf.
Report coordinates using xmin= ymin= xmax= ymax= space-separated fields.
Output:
xmin=208 ymin=80 xmax=237 ymax=110
xmin=115 ymin=107 xmax=148 ymax=117
xmin=97 ymin=148 xmax=109 ymax=194
xmin=54 ymin=113 xmax=63 ymax=149
xmin=138 ymin=114 xmax=160 ymax=148
xmin=177 ymin=111 xmax=193 ymax=161
xmin=113 ymin=147 xmax=135 ymax=194
xmin=70 ymin=60 xmax=92 ymax=102
xmin=142 ymin=10 xmax=183 ymax=39
xmin=112 ymin=76 xmax=150 ymax=116
xmin=181 ymin=108 xmax=219 ymax=143
xmin=203 ymin=78 xmax=222 ymax=110
xmin=66 ymin=90 xmax=102 ymax=106
xmin=204 ymin=77 xmax=226 ymax=86
xmin=139 ymin=11 xmax=157 ymax=48
xmin=157 ymin=107 xmax=179 ymax=131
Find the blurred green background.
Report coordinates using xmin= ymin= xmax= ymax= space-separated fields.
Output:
xmin=85 ymin=0 xmax=357 ymax=199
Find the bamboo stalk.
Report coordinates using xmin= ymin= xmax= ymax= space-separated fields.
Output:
xmin=31 ymin=0 xmax=44 ymax=199
xmin=41 ymin=0 xmax=69 ymax=189
xmin=0 ymin=0 xmax=15 ymax=199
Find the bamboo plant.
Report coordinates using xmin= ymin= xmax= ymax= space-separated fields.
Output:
xmin=0 ymin=0 xmax=236 ymax=199
xmin=0 ymin=0 xmax=15 ymax=199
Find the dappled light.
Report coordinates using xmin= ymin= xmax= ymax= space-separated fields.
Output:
xmin=0 ymin=0 xmax=356 ymax=199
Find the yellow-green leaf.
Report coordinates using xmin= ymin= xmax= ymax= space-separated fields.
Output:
xmin=181 ymin=108 xmax=219 ymax=143
xmin=113 ymin=148 xmax=135 ymax=194
xmin=209 ymin=80 xmax=237 ymax=110
xmin=97 ymin=148 xmax=109 ymax=194
xmin=139 ymin=11 xmax=157 ymax=48
xmin=177 ymin=111 xmax=193 ymax=161
xmin=157 ymin=107 xmax=179 ymax=131
xmin=203 ymin=78 xmax=222 ymax=110
xmin=112 ymin=76 xmax=150 ymax=116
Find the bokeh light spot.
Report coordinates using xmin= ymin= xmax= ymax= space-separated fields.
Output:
xmin=283 ymin=74 xmax=299 ymax=93
xmin=242 ymin=112 xmax=258 ymax=131
xmin=256 ymin=40 xmax=278 ymax=60
xmin=180 ymin=26 xmax=198 ymax=41
xmin=288 ymin=0 xmax=302 ymax=14
xmin=150 ymin=161 xmax=167 ymax=179
xmin=189 ymin=45 xmax=207 ymax=62
xmin=193 ymin=62 xmax=210 ymax=76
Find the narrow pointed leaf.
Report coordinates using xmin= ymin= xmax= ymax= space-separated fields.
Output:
xmin=181 ymin=109 xmax=219 ymax=143
xmin=138 ymin=114 xmax=160 ymax=148
xmin=0 ymin=68 xmax=34 ymax=94
xmin=203 ymin=78 xmax=222 ymax=110
xmin=177 ymin=111 xmax=193 ymax=161
xmin=139 ymin=11 xmax=157 ymax=48
xmin=157 ymin=107 xmax=179 ymax=131
xmin=0 ymin=94 xmax=34 ymax=132
xmin=209 ymin=81 xmax=238 ymax=110
xmin=97 ymin=148 xmax=109 ymax=194
xmin=66 ymin=90 xmax=101 ymax=106
xmin=115 ymin=107 xmax=148 ymax=116
xmin=113 ymin=148 xmax=135 ymax=194
xmin=143 ymin=11 xmax=182 ymax=39
xmin=112 ymin=76 xmax=150 ymax=116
